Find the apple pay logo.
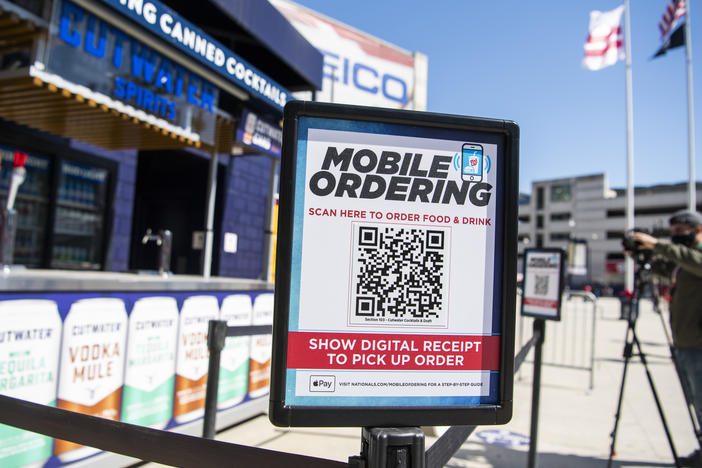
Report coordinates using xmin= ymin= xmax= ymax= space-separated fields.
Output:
xmin=309 ymin=375 xmax=335 ymax=392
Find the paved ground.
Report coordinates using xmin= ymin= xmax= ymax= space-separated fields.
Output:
xmin=139 ymin=297 xmax=699 ymax=467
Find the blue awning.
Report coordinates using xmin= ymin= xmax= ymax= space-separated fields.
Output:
xmin=207 ymin=0 xmax=323 ymax=91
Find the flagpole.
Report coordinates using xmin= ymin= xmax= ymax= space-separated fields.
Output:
xmin=624 ymin=0 xmax=635 ymax=291
xmin=685 ymin=0 xmax=696 ymax=211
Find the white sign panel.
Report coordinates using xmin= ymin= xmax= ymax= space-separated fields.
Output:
xmin=521 ymin=249 xmax=564 ymax=320
xmin=275 ymin=110 xmax=517 ymax=418
xmin=223 ymin=232 xmax=238 ymax=253
xmin=567 ymin=240 xmax=588 ymax=276
xmin=270 ymin=0 xmax=426 ymax=110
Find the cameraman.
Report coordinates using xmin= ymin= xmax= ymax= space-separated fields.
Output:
xmin=631 ymin=210 xmax=702 ymax=466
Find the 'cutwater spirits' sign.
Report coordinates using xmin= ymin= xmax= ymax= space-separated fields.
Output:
xmin=47 ymin=0 xmax=219 ymax=144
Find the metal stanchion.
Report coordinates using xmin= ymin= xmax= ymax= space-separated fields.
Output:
xmin=1 ymin=208 xmax=16 ymax=272
xmin=203 ymin=320 xmax=228 ymax=439
xmin=527 ymin=319 xmax=545 ymax=468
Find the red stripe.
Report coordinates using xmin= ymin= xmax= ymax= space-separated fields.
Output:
xmin=329 ymin=23 xmax=414 ymax=67
xmin=660 ymin=0 xmax=687 ymax=38
xmin=584 ymin=40 xmax=623 ymax=57
xmin=586 ymin=26 xmax=621 ymax=43
xmin=286 ymin=332 xmax=501 ymax=371
xmin=274 ymin=2 xmax=414 ymax=67
xmin=524 ymin=297 xmax=559 ymax=309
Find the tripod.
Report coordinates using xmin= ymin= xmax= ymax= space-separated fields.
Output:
xmin=607 ymin=260 xmax=681 ymax=468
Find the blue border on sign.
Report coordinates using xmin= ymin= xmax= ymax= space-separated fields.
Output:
xmin=286 ymin=116 xmax=505 ymax=407
xmin=288 ymin=120 xmax=309 ymax=333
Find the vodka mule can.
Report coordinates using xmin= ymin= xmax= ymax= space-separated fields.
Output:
xmin=55 ymin=298 xmax=128 ymax=462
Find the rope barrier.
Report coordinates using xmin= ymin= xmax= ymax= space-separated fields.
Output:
xmin=0 ymin=326 xmax=541 ymax=468
xmin=0 ymin=394 xmax=345 ymax=468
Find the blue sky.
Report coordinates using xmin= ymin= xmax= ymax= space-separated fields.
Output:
xmin=292 ymin=0 xmax=701 ymax=194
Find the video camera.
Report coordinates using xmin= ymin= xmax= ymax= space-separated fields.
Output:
xmin=621 ymin=229 xmax=652 ymax=265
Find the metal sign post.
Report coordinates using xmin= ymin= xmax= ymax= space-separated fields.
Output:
xmin=520 ymin=248 xmax=565 ymax=468
xmin=527 ymin=319 xmax=545 ymax=468
xmin=270 ymin=101 xmax=519 ymax=428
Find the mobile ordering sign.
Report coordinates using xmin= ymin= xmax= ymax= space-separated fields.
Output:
xmin=270 ymin=102 xmax=519 ymax=427
xmin=520 ymin=248 xmax=565 ymax=321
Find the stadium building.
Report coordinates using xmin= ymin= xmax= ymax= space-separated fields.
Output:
xmin=518 ymin=173 xmax=702 ymax=289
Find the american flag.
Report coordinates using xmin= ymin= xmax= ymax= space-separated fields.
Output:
xmin=660 ymin=0 xmax=686 ymax=40
xmin=582 ymin=6 xmax=625 ymax=71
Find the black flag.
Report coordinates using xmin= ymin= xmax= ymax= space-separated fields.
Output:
xmin=654 ymin=22 xmax=686 ymax=58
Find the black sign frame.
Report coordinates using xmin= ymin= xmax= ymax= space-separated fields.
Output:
xmin=270 ymin=101 xmax=519 ymax=427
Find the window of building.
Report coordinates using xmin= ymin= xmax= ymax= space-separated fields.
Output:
xmin=536 ymin=215 xmax=544 ymax=228
xmin=0 ymin=143 xmax=115 ymax=270
xmin=550 ymin=183 xmax=572 ymax=202
xmin=550 ymin=212 xmax=571 ymax=222
xmin=608 ymin=206 xmax=694 ymax=218
xmin=536 ymin=187 xmax=544 ymax=210
xmin=634 ymin=205 xmax=685 ymax=216
xmin=518 ymin=215 xmax=530 ymax=223
xmin=607 ymin=231 xmax=625 ymax=239
xmin=607 ymin=252 xmax=625 ymax=260
xmin=0 ymin=147 xmax=52 ymax=268
xmin=536 ymin=234 xmax=543 ymax=247
xmin=550 ymin=232 xmax=570 ymax=241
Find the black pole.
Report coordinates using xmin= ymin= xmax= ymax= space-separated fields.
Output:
xmin=202 ymin=320 xmax=228 ymax=439
xmin=527 ymin=319 xmax=545 ymax=468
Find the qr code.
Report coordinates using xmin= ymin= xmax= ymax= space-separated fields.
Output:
xmin=534 ymin=275 xmax=549 ymax=296
xmin=349 ymin=223 xmax=450 ymax=326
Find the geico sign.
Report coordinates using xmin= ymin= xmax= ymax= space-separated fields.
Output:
xmin=322 ymin=50 xmax=409 ymax=106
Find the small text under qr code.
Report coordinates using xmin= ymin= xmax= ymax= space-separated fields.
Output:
xmin=534 ymin=275 xmax=549 ymax=296
xmin=349 ymin=223 xmax=450 ymax=326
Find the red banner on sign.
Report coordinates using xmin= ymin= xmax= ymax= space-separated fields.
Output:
xmin=287 ymin=332 xmax=500 ymax=371
xmin=523 ymin=297 xmax=558 ymax=309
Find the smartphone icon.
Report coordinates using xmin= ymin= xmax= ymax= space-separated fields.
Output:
xmin=461 ymin=143 xmax=484 ymax=182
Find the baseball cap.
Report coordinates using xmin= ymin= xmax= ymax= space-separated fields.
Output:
xmin=669 ymin=210 xmax=702 ymax=227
